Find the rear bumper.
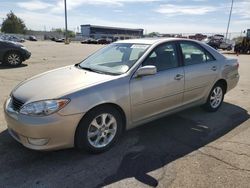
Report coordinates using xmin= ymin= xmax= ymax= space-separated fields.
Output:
xmin=4 ymin=98 xmax=84 ymax=151
xmin=227 ymin=73 xmax=240 ymax=92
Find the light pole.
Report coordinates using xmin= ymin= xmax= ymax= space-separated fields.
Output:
xmin=64 ymin=0 xmax=69 ymax=44
xmin=225 ymin=0 xmax=234 ymax=41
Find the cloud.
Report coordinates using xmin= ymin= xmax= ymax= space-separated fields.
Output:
xmin=17 ymin=0 xmax=162 ymax=12
xmin=17 ymin=0 xmax=53 ymax=11
xmin=113 ymin=9 xmax=124 ymax=13
xmin=232 ymin=0 xmax=250 ymax=19
xmin=155 ymin=4 xmax=217 ymax=16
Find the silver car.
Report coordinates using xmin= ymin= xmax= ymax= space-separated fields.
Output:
xmin=4 ymin=38 xmax=239 ymax=153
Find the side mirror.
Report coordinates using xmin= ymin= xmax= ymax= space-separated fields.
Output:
xmin=135 ymin=65 xmax=157 ymax=77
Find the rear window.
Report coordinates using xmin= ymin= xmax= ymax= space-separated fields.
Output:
xmin=180 ymin=42 xmax=215 ymax=66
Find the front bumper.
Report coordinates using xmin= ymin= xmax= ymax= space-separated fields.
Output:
xmin=21 ymin=49 xmax=31 ymax=61
xmin=4 ymin=98 xmax=84 ymax=151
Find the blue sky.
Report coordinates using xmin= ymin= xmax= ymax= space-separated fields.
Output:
xmin=0 ymin=0 xmax=249 ymax=34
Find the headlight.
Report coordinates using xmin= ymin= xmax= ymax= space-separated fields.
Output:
xmin=20 ymin=99 xmax=70 ymax=116
xmin=21 ymin=46 xmax=26 ymax=50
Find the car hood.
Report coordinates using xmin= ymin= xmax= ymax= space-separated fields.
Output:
xmin=0 ymin=40 xmax=23 ymax=47
xmin=12 ymin=65 xmax=115 ymax=102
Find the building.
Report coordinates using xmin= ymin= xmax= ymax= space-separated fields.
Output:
xmin=80 ymin=24 xmax=143 ymax=40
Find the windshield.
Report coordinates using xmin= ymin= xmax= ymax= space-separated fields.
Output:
xmin=79 ymin=43 xmax=150 ymax=75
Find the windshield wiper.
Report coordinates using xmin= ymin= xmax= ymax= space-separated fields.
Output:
xmin=78 ymin=64 xmax=120 ymax=76
xmin=78 ymin=65 xmax=100 ymax=73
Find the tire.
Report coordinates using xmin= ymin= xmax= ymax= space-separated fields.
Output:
xmin=203 ymin=84 xmax=225 ymax=112
xmin=4 ymin=51 xmax=22 ymax=67
xmin=75 ymin=106 xmax=123 ymax=153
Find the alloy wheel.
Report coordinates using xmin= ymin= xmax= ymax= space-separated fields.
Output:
xmin=7 ymin=53 xmax=21 ymax=65
xmin=210 ymin=86 xmax=223 ymax=109
xmin=87 ymin=113 xmax=117 ymax=148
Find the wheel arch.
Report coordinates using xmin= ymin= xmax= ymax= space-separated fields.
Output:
xmin=4 ymin=50 xmax=23 ymax=62
xmin=77 ymin=102 xmax=127 ymax=132
xmin=214 ymin=79 xmax=227 ymax=93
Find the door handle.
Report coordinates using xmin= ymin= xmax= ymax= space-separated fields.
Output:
xmin=211 ymin=66 xmax=217 ymax=71
xmin=174 ymin=74 xmax=184 ymax=80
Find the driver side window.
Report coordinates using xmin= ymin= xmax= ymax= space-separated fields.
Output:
xmin=142 ymin=43 xmax=178 ymax=72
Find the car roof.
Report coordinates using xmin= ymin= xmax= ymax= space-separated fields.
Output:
xmin=114 ymin=38 xmax=196 ymax=45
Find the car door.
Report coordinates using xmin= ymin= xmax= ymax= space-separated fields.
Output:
xmin=130 ymin=42 xmax=184 ymax=123
xmin=179 ymin=41 xmax=219 ymax=105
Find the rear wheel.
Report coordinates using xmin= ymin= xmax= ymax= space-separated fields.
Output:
xmin=75 ymin=106 xmax=123 ymax=153
xmin=4 ymin=52 xmax=22 ymax=67
xmin=203 ymin=84 xmax=225 ymax=112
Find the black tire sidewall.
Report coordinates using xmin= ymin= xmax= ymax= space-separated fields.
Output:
xmin=75 ymin=106 xmax=123 ymax=153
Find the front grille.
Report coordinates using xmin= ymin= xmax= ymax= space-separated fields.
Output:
xmin=11 ymin=96 xmax=25 ymax=112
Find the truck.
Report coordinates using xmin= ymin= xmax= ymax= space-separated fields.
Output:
xmin=234 ymin=29 xmax=250 ymax=54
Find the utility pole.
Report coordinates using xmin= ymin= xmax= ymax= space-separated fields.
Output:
xmin=225 ymin=0 xmax=234 ymax=41
xmin=64 ymin=0 xmax=69 ymax=44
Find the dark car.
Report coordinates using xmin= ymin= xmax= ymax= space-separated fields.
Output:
xmin=81 ymin=38 xmax=97 ymax=44
xmin=28 ymin=35 xmax=37 ymax=41
xmin=97 ymin=38 xmax=112 ymax=44
xmin=8 ymin=36 xmax=25 ymax=43
xmin=55 ymin=38 xmax=65 ymax=43
xmin=50 ymin=37 xmax=57 ymax=41
xmin=0 ymin=40 xmax=31 ymax=67
xmin=203 ymin=38 xmax=221 ymax=49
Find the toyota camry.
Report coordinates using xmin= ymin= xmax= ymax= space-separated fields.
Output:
xmin=4 ymin=38 xmax=239 ymax=153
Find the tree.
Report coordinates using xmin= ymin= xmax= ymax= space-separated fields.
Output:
xmin=1 ymin=11 xmax=27 ymax=34
xmin=67 ymin=30 xmax=75 ymax=38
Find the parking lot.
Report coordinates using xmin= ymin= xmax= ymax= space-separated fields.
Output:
xmin=0 ymin=41 xmax=250 ymax=187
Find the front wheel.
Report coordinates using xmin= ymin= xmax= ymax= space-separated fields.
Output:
xmin=75 ymin=106 xmax=123 ymax=153
xmin=4 ymin=52 xmax=22 ymax=67
xmin=203 ymin=84 xmax=225 ymax=112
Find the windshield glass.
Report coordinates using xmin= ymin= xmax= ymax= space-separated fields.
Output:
xmin=79 ymin=43 xmax=150 ymax=75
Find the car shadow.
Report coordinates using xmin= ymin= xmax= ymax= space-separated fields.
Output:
xmin=0 ymin=102 xmax=249 ymax=187
xmin=0 ymin=63 xmax=28 ymax=69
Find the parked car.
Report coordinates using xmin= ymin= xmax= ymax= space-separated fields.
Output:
xmin=203 ymin=38 xmax=233 ymax=51
xmin=0 ymin=39 xmax=31 ymax=66
xmin=213 ymin=34 xmax=224 ymax=41
xmin=0 ymin=35 xmax=25 ymax=43
xmin=8 ymin=36 xmax=25 ymax=43
xmin=80 ymin=39 xmax=89 ymax=44
xmin=81 ymin=38 xmax=97 ymax=44
xmin=55 ymin=38 xmax=65 ymax=43
xmin=97 ymin=38 xmax=112 ymax=44
xmin=50 ymin=37 xmax=57 ymax=41
xmin=4 ymin=38 xmax=239 ymax=153
xmin=219 ymin=41 xmax=233 ymax=51
xmin=188 ymin=33 xmax=207 ymax=41
xmin=203 ymin=38 xmax=221 ymax=49
xmin=50 ymin=37 xmax=64 ymax=42
xmin=28 ymin=35 xmax=37 ymax=41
